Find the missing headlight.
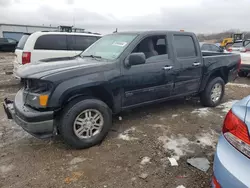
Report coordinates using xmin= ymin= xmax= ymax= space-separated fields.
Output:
xmin=24 ymin=79 xmax=53 ymax=93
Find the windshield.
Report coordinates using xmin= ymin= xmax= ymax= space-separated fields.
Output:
xmin=81 ymin=34 xmax=137 ymax=60
xmin=16 ymin=34 xmax=30 ymax=49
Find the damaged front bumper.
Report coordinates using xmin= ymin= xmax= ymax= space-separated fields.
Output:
xmin=3 ymin=90 xmax=55 ymax=139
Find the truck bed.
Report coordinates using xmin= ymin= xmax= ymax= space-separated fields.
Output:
xmin=201 ymin=51 xmax=240 ymax=84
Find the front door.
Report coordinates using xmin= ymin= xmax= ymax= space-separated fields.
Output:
xmin=172 ymin=34 xmax=202 ymax=95
xmin=121 ymin=35 xmax=175 ymax=108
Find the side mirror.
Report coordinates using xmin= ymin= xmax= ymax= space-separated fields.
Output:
xmin=126 ymin=53 xmax=146 ymax=67
xmin=219 ymin=47 xmax=224 ymax=52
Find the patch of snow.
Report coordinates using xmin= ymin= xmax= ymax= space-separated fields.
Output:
xmin=172 ymin=114 xmax=178 ymax=118
xmin=118 ymin=127 xmax=138 ymax=141
xmin=227 ymin=83 xmax=250 ymax=88
xmin=176 ymin=186 xmax=186 ymax=188
xmin=217 ymin=100 xmax=238 ymax=113
xmin=69 ymin=157 xmax=86 ymax=165
xmin=139 ymin=173 xmax=148 ymax=179
xmin=151 ymin=124 xmax=164 ymax=128
xmin=140 ymin=157 xmax=151 ymax=165
xmin=191 ymin=108 xmax=211 ymax=117
xmin=168 ymin=157 xmax=178 ymax=166
xmin=0 ymin=164 xmax=14 ymax=174
xmin=160 ymin=117 xmax=167 ymax=121
xmin=158 ymin=135 xmax=193 ymax=160
xmin=196 ymin=130 xmax=219 ymax=148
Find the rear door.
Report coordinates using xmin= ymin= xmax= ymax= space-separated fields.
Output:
xmin=201 ymin=44 xmax=211 ymax=51
xmin=210 ymin=44 xmax=221 ymax=52
xmin=33 ymin=34 xmax=73 ymax=62
xmin=67 ymin=35 xmax=101 ymax=55
xmin=172 ymin=34 xmax=202 ymax=95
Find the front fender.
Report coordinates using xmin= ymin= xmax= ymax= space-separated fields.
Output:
xmin=48 ymin=73 xmax=107 ymax=108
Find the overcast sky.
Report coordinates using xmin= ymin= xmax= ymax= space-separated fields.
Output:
xmin=0 ymin=0 xmax=249 ymax=34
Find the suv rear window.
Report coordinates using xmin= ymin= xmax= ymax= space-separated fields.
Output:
xmin=34 ymin=35 xmax=67 ymax=50
xmin=174 ymin=35 xmax=197 ymax=58
xmin=16 ymin=34 xmax=30 ymax=49
xmin=68 ymin=35 xmax=101 ymax=51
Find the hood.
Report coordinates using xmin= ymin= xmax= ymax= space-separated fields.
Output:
xmin=16 ymin=56 xmax=111 ymax=79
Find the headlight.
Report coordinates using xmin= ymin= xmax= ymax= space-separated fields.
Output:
xmin=24 ymin=79 xmax=53 ymax=108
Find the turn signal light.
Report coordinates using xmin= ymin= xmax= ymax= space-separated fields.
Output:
xmin=39 ymin=95 xmax=49 ymax=107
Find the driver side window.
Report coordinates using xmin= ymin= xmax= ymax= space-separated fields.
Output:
xmin=131 ymin=35 xmax=168 ymax=61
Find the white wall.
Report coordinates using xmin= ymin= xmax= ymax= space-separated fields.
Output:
xmin=0 ymin=25 xmax=56 ymax=34
xmin=0 ymin=25 xmax=3 ymax=37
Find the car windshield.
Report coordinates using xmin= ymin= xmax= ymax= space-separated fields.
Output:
xmin=80 ymin=34 xmax=137 ymax=60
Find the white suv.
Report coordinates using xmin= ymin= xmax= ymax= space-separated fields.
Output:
xmin=14 ymin=31 xmax=102 ymax=78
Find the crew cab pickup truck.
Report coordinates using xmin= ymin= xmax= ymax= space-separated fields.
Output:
xmin=3 ymin=31 xmax=240 ymax=149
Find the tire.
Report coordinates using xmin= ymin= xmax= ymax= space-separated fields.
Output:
xmin=200 ymin=77 xmax=225 ymax=107
xmin=238 ymin=71 xmax=248 ymax=77
xmin=59 ymin=98 xmax=112 ymax=149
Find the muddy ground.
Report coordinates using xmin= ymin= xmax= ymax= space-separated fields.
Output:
xmin=0 ymin=52 xmax=250 ymax=188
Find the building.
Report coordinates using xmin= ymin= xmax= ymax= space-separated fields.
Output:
xmin=0 ymin=23 xmax=57 ymax=41
xmin=0 ymin=24 xmax=93 ymax=41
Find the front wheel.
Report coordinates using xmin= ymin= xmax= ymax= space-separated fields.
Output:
xmin=59 ymin=98 xmax=112 ymax=149
xmin=200 ymin=77 xmax=225 ymax=107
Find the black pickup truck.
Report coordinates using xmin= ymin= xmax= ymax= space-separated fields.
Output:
xmin=3 ymin=31 xmax=240 ymax=149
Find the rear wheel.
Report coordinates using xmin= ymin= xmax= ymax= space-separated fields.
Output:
xmin=238 ymin=71 xmax=248 ymax=77
xmin=59 ymin=98 xmax=112 ymax=149
xmin=200 ymin=77 xmax=225 ymax=107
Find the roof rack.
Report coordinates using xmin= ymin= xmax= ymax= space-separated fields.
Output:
xmin=40 ymin=26 xmax=101 ymax=35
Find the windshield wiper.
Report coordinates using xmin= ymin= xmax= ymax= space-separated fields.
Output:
xmin=81 ymin=55 xmax=102 ymax=59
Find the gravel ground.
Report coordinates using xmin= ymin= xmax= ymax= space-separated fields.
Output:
xmin=0 ymin=52 xmax=250 ymax=188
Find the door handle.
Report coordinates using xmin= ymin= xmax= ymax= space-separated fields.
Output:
xmin=193 ymin=62 xmax=201 ymax=66
xmin=163 ymin=66 xmax=173 ymax=70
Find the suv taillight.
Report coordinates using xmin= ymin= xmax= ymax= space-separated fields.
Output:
xmin=223 ymin=110 xmax=250 ymax=158
xmin=22 ymin=52 xmax=31 ymax=64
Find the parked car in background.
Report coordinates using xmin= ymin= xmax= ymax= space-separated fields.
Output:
xmin=227 ymin=41 xmax=245 ymax=52
xmin=200 ymin=42 xmax=224 ymax=52
xmin=0 ymin=38 xmax=18 ymax=52
xmin=13 ymin=31 xmax=102 ymax=78
xmin=227 ymin=40 xmax=250 ymax=77
xmin=4 ymin=30 xmax=240 ymax=149
xmin=212 ymin=95 xmax=250 ymax=188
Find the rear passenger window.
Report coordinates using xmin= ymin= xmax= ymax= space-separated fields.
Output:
xmin=174 ymin=35 xmax=197 ymax=58
xmin=34 ymin=35 xmax=67 ymax=50
xmin=68 ymin=35 xmax=100 ymax=51
xmin=201 ymin=44 xmax=210 ymax=51
xmin=210 ymin=45 xmax=220 ymax=52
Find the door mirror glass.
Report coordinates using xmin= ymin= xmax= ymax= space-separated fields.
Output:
xmin=126 ymin=52 xmax=146 ymax=67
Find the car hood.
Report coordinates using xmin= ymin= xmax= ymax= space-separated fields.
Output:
xmin=16 ymin=56 xmax=112 ymax=80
